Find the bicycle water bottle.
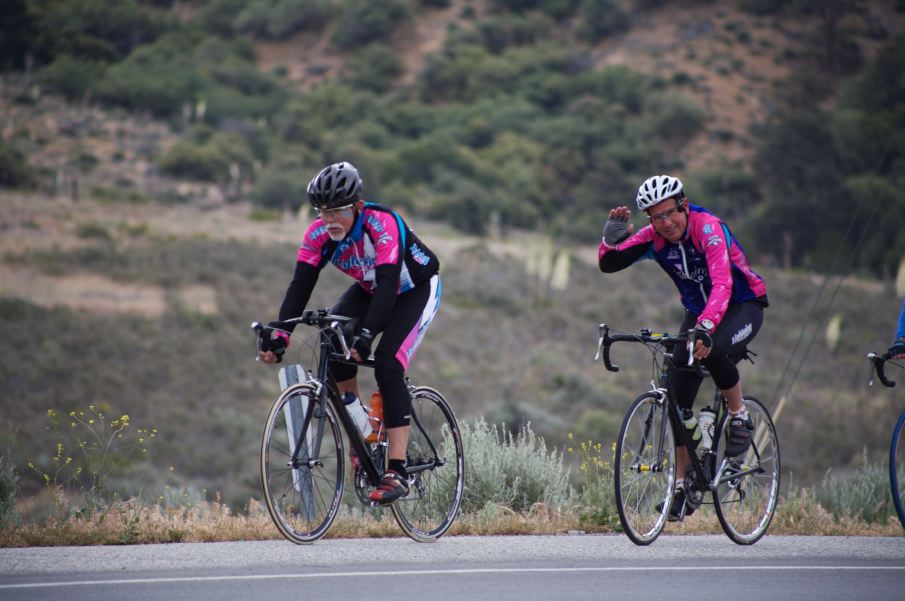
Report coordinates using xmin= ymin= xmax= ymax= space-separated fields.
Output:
xmin=366 ymin=391 xmax=384 ymax=443
xmin=680 ymin=408 xmax=702 ymax=450
xmin=343 ymin=391 xmax=373 ymax=438
xmin=698 ymin=406 xmax=716 ymax=451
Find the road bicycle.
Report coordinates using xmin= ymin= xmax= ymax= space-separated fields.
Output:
xmin=867 ymin=351 xmax=905 ymax=530
xmin=252 ymin=309 xmax=465 ymax=544
xmin=595 ymin=323 xmax=780 ymax=545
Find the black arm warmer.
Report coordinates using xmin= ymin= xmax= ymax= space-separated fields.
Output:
xmin=361 ymin=263 xmax=399 ymax=334
xmin=599 ymin=242 xmax=651 ymax=273
xmin=277 ymin=262 xmax=321 ymax=332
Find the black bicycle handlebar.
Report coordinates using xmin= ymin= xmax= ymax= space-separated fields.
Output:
xmin=868 ymin=352 xmax=896 ymax=388
xmin=596 ymin=323 xmax=700 ymax=373
xmin=252 ymin=310 xmax=362 ymax=363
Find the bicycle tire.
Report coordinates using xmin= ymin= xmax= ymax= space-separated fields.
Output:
xmin=890 ymin=411 xmax=905 ymax=530
xmin=260 ymin=383 xmax=344 ymax=544
xmin=390 ymin=387 xmax=464 ymax=542
xmin=712 ymin=396 xmax=780 ymax=545
xmin=614 ymin=391 xmax=675 ymax=545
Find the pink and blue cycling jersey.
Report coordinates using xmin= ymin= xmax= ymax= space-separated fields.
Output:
xmin=598 ymin=203 xmax=767 ymax=328
xmin=297 ymin=202 xmax=436 ymax=293
xmin=275 ymin=202 xmax=439 ymax=342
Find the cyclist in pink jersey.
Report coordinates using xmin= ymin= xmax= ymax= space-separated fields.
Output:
xmin=599 ymin=175 xmax=769 ymax=521
xmin=258 ymin=162 xmax=441 ymax=504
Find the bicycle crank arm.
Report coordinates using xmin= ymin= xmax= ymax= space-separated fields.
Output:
xmin=406 ymin=459 xmax=439 ymax=475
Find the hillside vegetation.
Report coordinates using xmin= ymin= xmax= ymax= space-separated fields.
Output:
xmin=1 ymin=0 xmax=904 ymax=515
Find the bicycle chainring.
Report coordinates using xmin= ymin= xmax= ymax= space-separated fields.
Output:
xmin=683 ymin=465 xmax=705 ymax=510
xmin=352 ymin=445 xmax=385 ymax=505
xmin=353 ymin=464 xmax=375 ymax=504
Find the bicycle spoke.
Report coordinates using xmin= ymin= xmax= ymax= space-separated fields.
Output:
xmin=391 ymin=389 xmax=463 ymax=542
xmin=713 ymin=396 xmax=779 ymax=545
xmin=261 ymin=387 xmax=344 ymax=544
xmin=615 ymin=393 xmax=674 ymax=545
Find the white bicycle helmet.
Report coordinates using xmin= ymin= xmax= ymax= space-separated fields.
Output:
xmin=636 ymin=175 xmax=684 ymax=210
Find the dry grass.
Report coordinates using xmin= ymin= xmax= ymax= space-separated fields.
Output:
xmin=1 ymin=493 xmax=901 ymax=548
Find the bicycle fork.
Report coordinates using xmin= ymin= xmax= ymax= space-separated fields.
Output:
xmin=630 ymin=389 xmax=671 ymax=474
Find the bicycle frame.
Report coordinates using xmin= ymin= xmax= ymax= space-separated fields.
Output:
xmin=280 ymin=313 xmax=444 ymax=492
xmin=599 ymin=324 xmax=766 ymax=497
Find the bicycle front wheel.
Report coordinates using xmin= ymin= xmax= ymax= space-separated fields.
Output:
xmin=890 ymin=411 xmax=905 ymax=530
xmin=614 ymin=392 xmax=675 ymax=545
xmin=391 ymin=387 xmax=465 ymax=542
xmin=712 ymin=396 xmax=780 ymax=545
xmin=260 ymin=383 xmax=344 ymax=544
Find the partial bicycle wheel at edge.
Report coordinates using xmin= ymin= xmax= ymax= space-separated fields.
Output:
xmin=391 ymin=387 xmax=464 ymax=542
xmin=260 ymin=383 xmax=344 ymax=544
xmin=614 ymin=391 xmax=676 ymax=545
xmin=890 ymin=411 xmax=905 ymax=530
xmin=712 ymin=396 xmax=780 ymax=545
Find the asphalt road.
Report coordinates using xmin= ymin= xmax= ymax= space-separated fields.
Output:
xmin=1 ymin=535 xmax=903 ymax=601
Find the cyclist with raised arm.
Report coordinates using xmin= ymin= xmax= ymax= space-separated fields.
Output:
xmin=887 ymin=297 xmax=905 ymax=360
xmin=258 ymin=161 xmax=441 ymax=504
xmin=598 ymin=175 xmax=769 ymax=520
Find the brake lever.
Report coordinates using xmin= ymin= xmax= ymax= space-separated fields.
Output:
xmin=686 ymin=330 xmax=695 ymax=367
xmin=867 ymin=352 xmax=895 ymax=388
xmin=251 ymin=321 xmax=264 ymax=361
xmin=331 ymin=321 xmax=352 ymax=361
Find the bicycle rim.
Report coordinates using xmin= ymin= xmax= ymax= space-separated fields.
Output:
xmin=713 ymin=396 xmax=780 ymax=545
xmin=890 ymin=412 xmax=905 ymax=530
xmin=614 ymin=392 xmax=675 ymax=545
xmin=391 ymin=387 xmax=464 ymax=542
xmin=260 ymin=384 xmax=344 ymax=544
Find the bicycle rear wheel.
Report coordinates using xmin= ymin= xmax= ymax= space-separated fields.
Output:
xmin=712 ymin=396 xmax=780 ymax=545
xmin=614 ymin=392 xmax=675 ymax=545
xmin=890 ymin=411 xmax=905 ymax=530
xmin=391 ymin=387 xmax=464 ymax=542
xmin=260 ymin=383 xmax=344 ymax=544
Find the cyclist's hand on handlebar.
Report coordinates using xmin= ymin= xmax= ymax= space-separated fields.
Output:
xmin=259 ymin=349 xmax=281 ymax=364
xmin=692 ymin=327 xmax=713 ymax=360
xmin=258 ymin=322 xmax=288 ymax=364
xmin=350 ymin=328 xmax=374 ymax=363
xmin=339 ymin=319 xmax=371 ymax=362
xmin=887 ymin=337 xmax=905 ymax=360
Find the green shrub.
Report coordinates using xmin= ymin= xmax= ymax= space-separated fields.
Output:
xmin=28 ymin=0 xmax=169 ymax=64
xmin=818 ymin=451 xmax=897 ymax=524
xmin=459 ymin=418 xmax=572 ymax=513
xmin=76 ymin=223 xmax=112 ymax=241
xmin=0 ymin=141 xmax=37 ymax=189
xmin=332 ymin=0 xmax=413 ymax=50
xmin=684 ymin=166 xmax=761 ymax=222
xmin=159 ymin=132 xmax=255 ymax=182
xmin=250 ymin=169 xmax=307 ymax=212
xmin=234 ymin=0 xmax=332 ymax=40
xmin=38 ymin=56 xmax=107 ymax=101
xmin=343 ymin=44 xmax=403 ymax=94
xmin=645 ymin=93 xmax=704 ymax=140
xmin=94 ymin=33 xmax=202 ymax=117
xmin=0 ymin=454 xmax=18 ymax=526
xmin=197 ymin=0 xmax=249 ymax=36
xmin=579 ymin=0 xmax=631 ymax=43
xmin=508 ymin=13 xmax=555 ymax=45
xmin=489 ymin=0 xmax=577 ymax=18
xmin=159 ymin=141 xmax=230 ymax=182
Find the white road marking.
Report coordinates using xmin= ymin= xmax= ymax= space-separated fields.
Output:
xmin=2 ymin=565 xmax=904 ymax=589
